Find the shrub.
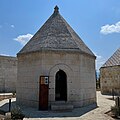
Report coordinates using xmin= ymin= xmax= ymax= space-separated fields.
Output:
xmin=11 ymin=106 xmax=25 ymax=120
xmin=111 ymin=105 xmax=120 ymax=117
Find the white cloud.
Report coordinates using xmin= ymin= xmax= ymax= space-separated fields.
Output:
xmin=94 ymin=53 xmax=106 ymax=72
xmin=14 ymin=34 xmax=33 ymax=45
xmin=100 ymin=21 xmax=120 ymax=34
xmin=0 ymin=53 xmax=10 ymax=56
xmin=11 ymin=25 xmax=15 ymax=28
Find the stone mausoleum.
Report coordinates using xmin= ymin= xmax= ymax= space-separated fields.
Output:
xmin=100 ymin=48 xmax=120 ymax=95
xmin=16 ymin=6 xmax=96 ymax=110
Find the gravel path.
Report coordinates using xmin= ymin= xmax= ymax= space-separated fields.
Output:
xmin=76 ymin=92 xmax=115 ymax=120
xmin=23 ymin=92 xmax=115 ymax=120
xmin=0 ymin=91 xmax=116 ymax=120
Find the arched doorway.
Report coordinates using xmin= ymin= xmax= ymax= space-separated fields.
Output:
xmin=55 ymin=70 xmax=67 ymax=101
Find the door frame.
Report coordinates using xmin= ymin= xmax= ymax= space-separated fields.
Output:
xmin=39 ymin=76 xmax=49 ymax=110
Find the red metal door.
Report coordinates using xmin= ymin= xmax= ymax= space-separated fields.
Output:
xmin=39 ymin=76 xmax=49 ymax=110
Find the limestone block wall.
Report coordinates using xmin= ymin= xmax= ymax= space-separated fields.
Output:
xmin=0 ymin=56 xmax=17 ymax=92
xmin=78 ymin=54 xmax=96 ymax=107
xmin=17 ymin=51 xmax=96 ymax=108
xmin=100 ymin=66 xmax=120 ymax=95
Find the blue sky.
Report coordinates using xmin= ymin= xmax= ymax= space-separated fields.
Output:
xmin=0 ymin=0 xmax=120 ymax=71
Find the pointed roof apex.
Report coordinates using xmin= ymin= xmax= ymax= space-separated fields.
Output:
xmin=101 ymin=48 xmax=120 ymax=68
xmin=18 ymin=6 xmax=95 ymax=57
xmin=54 ymin=5 xmax=59 ymax=14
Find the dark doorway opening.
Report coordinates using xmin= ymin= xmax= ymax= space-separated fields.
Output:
xmin=55 ymin=70 xmax=67 ymax=101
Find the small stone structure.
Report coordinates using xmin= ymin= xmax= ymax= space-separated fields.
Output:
xmin=100 ymin=48 xmax=120 ymax=95
xmin=0 ymin=55 xmax=17 ymax=92
xmin=16 ymin=6 xmax=96 ymax=109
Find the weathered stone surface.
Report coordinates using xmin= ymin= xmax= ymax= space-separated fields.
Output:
xmin=18 ymin=7 xmax=95 ymax=57
xmin=17 ymin=51 xmax=96 ymax=108
xmin=0 ymin=55 xmax=17 ymax=92
xmin=100 ymin=66 xmax=120 ymax=95
xmin=102 ymin=48 xmax=120 ymax=67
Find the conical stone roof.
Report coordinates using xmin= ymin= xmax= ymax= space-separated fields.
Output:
xmin=18 ymin=6 xmax=95 ymax=57
xmin=102 ymin=48 xmax=120 ymax=67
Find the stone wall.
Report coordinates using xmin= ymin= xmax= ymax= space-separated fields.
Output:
xmin=100 ymin=66 xmax=120 ymax=95
xmin=17 ymin=51 xmax=96 ymax=108
xmin=0 ymin=56 xmax=17 ymax=92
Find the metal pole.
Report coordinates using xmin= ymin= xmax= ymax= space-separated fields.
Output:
xmin=9 ymin=99 xmax=11 ymax=112
xmin=112 ymin=89 xmax=114 ymax=100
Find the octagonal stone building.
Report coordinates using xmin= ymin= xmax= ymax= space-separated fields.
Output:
xmin=16 ymin=6 xmax=96 ymax=110
xmin=100 ymin=48 xmax=120 ymax=95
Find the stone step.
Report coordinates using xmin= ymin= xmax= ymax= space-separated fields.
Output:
xmin=52 ymin=101 xmax=66 ymax=104
xmin=51 ymin=104 xmax=73 ymax=111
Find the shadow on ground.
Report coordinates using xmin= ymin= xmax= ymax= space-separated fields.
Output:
xmin=0 ymin=101 xmax=16 ymax=114
xmin=106 ymin=98 xmax=115 ymax=101
xmin=0 ymin=101 xmax=98 ymax=118
xmin=22 ymin=104 xmax=97 ymax=118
